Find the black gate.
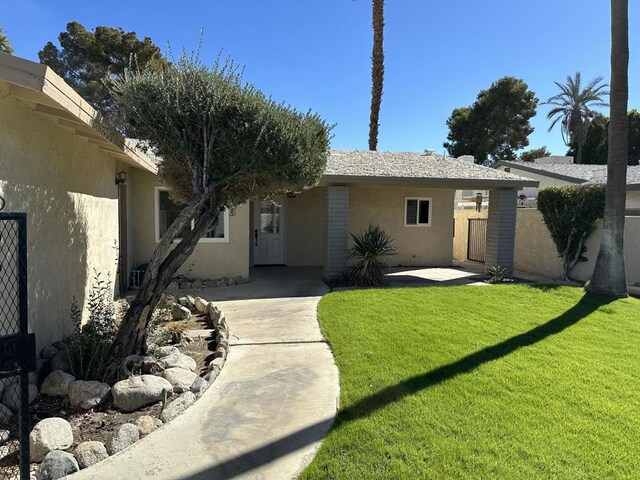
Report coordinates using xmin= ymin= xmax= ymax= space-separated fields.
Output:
xmin=0 ymin=212 xmax=35 ymax=480
xmin=467 ymin=218 xmax=488 ymax=263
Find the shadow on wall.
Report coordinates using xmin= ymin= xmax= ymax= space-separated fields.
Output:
xmin=0 ymin=182 xmax=88 ymax=350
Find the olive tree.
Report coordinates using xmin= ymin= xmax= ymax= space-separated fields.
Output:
xmin=103 ymin=55 xmax=331 ymax=381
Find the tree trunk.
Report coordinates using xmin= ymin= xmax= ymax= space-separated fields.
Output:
xmin=576 ymin=141 xmax=583 ymax=164
xmin=588 ymin=0 xmax=628 ymax=297
xmin=368 ymin=0 xmax=384 ymax=151
xmin=103 ymin=187 xmax=223 ymax=382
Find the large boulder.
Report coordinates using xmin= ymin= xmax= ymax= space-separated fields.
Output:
xmin=107 ymin=423 xmax=139 ymax=455
xmin=162 ymin=368 xmax=197 ymax=393
xmin=74 ymin=441 xmax=109 ymax=469
xmin=194 ymin=297 xmax=207 ymax=313
xmin=69 ymin=380 xmax=110 ymax=410
xmin=161 ymin=353 xmax=197 ymax=372
xmin=36 ymin=450 xmax=79 ymax=480
xmin=112 ymin=375 xmax=173 ymax=413
xmin=135 ymin=415 xmax=162 ymax=436
xmin=50 ymin=350 xmax=71 ymax=373
xmin=155 ymin=346 xmax=179 ymax=358
xmin=171 ymin=304 xmax=191 ymax=321
xmin=160 ymin=392 xmax=196 ymax=423
xmin=29 ymin=417 xmax=74 ymax=462
xmin=3 ymin=382 xmax=37 ymax=412
xmin=41 ymin=370 xmax=76 ymax=397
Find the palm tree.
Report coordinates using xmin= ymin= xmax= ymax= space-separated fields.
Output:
xmin=588 ymin=0 xmax=629 ymax=297
xmin=545 ymin=72 xmax=609 ymax=164
xmin=368 ymin=0 xmax=384 ymax=151
xmin=0 ymin=25 xmax=14 ymax=55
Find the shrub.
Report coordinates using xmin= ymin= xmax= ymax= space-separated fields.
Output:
xmin=67 ymin=272 xmax=118 ymax=381
xmin=347 ymin=224 xmax=397 ymax=287
xmin=487 ymin=266 xmax=508 ymax=284
xmin=537 ymin=184 xmax=605 ymax=280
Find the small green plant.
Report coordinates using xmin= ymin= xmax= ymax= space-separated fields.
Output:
xmin=67 ymin=271 xmax=118 ymax=381
xmin=166 ymin=322 xmax=189 ymax=344
xmin=347 ymin=224 xmax=397 ymax=287
xmin=487 ymin=266 xmax=508 ymax=284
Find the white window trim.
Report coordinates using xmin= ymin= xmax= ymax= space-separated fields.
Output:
xmin=404 ymin=197 xmax=432 ymax=227
xmin=154 ymin=186 xmax=230 ymax=244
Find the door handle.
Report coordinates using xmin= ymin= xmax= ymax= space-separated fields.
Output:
xmin=254 ymin=229 xmax=258 ymax=246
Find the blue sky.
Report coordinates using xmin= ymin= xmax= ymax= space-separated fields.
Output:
xmin=2 ymin=1 xmax=637 ymax=156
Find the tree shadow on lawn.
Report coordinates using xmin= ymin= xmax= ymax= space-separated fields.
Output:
xmin=183 ymin=291 xmax=615 ymax=480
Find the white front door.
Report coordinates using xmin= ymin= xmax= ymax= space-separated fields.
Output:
xmin=253 ymin=197 xmax=286 ymax=265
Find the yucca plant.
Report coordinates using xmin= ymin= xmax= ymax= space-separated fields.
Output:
xmin=347 ymin=224 xmax=397 ymax=287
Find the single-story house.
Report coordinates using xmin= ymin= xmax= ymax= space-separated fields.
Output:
xmin=493 ymin=156 xmax=640 ymax=214
xmin=1 ymin=53 xmax=538 ymax=348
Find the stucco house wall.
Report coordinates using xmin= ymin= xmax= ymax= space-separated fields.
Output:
xmin=349 ymin=186 xmax=455 ymax=267
xmin=0 ymin=94 xmax=120 ymax=349
xmin=128 ymin=169 xmax=250 ymax=280
xmin=286 ymin=187 xmax=326 ymax=266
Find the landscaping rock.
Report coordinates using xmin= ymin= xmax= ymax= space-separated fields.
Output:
xmin=112 ymin=375 xmax=173 ymax=412
xmin=121 ymin=355 xmax=163 ymax=376
xmin=156 ymin=345 xmax=179 ymax=358
xmin=227 ymin=277 xmax=237 ymax=286
xmin=194 ymin=297 xmax=207 ymax=313
xmin=208 ymin=357 xmax=225 ymax=372
xmin=69 ymin=381 xmax=110 ymax=410
xmin=179 ymin=281 xmax=192 ymax=290
xmin=186 ymin=295 xmax=196 ymax=308
xmin=52 ymin=341 xmax=68 ymax=352
xmin=178 ymin=296 xmax=190 ymax=307
xmin=0 ymin=377 xmax=16 ymax=398
xmin=3 ymin=382 xmax=37 ymax=412
xmin=215 ymin=279 xmax=225 ymax=287
xmin=0 ymin=429 xmax=9 ymax=445
xmin=135 ymin=415 xmax=163 ymax=436
xmin=214 ymin=346 xmax=227 ymax=360
xmin=166 ymin=281 xmax=179 ymax=291
xmin=40 ymin=344 xmax=58 ymax=360
xmin=74 ymin=441 xmax=108 ymax=469
xmin=203 ymin=370 xmax=218 ymax=384
xmin=107 ymin=423 xmax=139 ymax=455
xmin=160 ymin=391 xmax=196 ymax=423
xmin=162 ymin=368 xmax=197 ymax=393
xmin=192 ymin=279 xmax=203 ymax=289
xmin=208 ymin=305 xmax=222 ymax=324
xmin=29 ymin=417 xmax=74 ymax=462
xmin=36 ymin=450 xmax=79 ymax=480
xmin=41 ymin=370 xmax=76 ymax=397
xmin=161 ymin=352 xmax=197 ymax=372
xmin=172 ymin=304 xmax=191 ymax=321
xmin=29 ymin=371 xmax=38 ymax=384
xmin=0 ymin=404 xmax=13 ymax=426
xmin=190 ymin=376 xmax=209 ymax=398
xmin=50 ymin=350 xmax=71 ymax=373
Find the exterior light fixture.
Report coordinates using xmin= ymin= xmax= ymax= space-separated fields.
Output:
xmin=115 ymin=170 xmax=127 ymax=185
xmin=475 ymin=192 xmax=483 ymax=212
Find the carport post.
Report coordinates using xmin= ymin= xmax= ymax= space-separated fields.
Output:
xmin=485 ymin=189 xmax=517 ymax=275
xmin=324 ymin=185 xmax=350 ymax=280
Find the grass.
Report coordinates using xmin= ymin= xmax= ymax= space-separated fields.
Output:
xmin=300 ymin=285 xmax=640 ymax=479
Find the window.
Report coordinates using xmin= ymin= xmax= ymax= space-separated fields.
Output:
xmin=405 ymin=197 xmax=432 ymax=227
xmin=154 ymin=187 xmax=229 ymax=243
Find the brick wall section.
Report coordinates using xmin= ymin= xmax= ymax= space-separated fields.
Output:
xmin=485 ymin=189 xmax=517 ymax=274
xmin=324 ymin=186 xmax=349 ymax=279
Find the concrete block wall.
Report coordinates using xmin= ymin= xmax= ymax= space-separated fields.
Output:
xmin=324 ymin=186 xmax=349 ymax=279
xmin=485 ymin=189 xmax=517 ymax=273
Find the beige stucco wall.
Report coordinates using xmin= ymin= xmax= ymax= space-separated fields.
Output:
xmin=0 ymin=95 xmax=119 ymax=350
xmin=348 ymin=186 xmax=455 ymax=267
xmin=128 ymin=170 xmax=250 ymax=279
xmin=286 ymin=187 xmax=325 ymax=266
xmin=452 ymin=209 xmax=488 ymax=261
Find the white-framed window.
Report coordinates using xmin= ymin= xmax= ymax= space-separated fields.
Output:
xmin=154 ymin=187 xmax=229 ymax=243
xmin=404 ymin=197 xmax=432 ymax=227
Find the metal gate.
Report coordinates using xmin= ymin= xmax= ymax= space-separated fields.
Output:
xmin=0 ymin=212 xmax=35 ymax=480
xmin=467 ymin=218 xmax=488 ymax=263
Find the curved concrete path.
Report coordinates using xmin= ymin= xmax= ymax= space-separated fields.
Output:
xmin=70 ymin=267 xmax=339 ymax=480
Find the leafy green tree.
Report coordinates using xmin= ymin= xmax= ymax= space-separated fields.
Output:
xmin=519 ymin=146 xmax=551 ymax=162
xmin=537 ymin=185 xmax=605 ymax=280
xmin=38 ymin=21 xmax=167 ymax=128
xmin=0 ymin=25 xmax=13 ymax=54
xmin=368 ymin=0 xmax=385 ymax=151
xmin=444 ymin=77 xmax=538 ymax=164
xmin=589 ymin=0 xmax=629 ymax=297
xmin=567 ymin=110 xmax=640 ymax=165
xmin=544 ymin=72 xmax=609 ymax=164
xmin=103 ymin=54 xmax=331 ymax=381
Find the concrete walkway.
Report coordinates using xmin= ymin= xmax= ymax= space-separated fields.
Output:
xmin=70 ymin=267 xmax=339 ymax=480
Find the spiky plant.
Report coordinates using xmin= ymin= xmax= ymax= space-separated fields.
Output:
xmin=347 ymin=224 xmax=396 ymax=287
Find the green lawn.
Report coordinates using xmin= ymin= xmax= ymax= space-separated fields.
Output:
xmin=300 ymin=285 xmax=640 ymax=480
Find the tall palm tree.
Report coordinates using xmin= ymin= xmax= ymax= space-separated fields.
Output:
xmin=545 ymin=72 xmax=609 ymax=164
xmin=368 ymin=0 xmax=384 ymax=151
xmin=588 ymin=0 xmax=629 ymax=297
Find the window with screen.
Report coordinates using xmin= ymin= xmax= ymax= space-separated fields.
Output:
xmin=405 ymin=197 xmax=432 ymax=227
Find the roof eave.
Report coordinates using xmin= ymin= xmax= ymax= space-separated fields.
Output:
xmin=492 ymin=160 xmax=586 ymax=184
xmin=319 ymin=174 xmax=539 ymax=189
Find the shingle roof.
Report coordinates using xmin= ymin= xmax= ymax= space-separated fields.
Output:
xmin=323 ymin=150 xmax=537 ymax=188
xmin=494 ymin=160 xmax=640 ymax=187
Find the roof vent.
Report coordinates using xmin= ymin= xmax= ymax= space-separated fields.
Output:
xmin=423 ymin=148 xmax=436 ymax=155
xmin=457 ymin=155 xmax=475 ymax=163
xmin=534 ymin=156 xmax=574 ymax=165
